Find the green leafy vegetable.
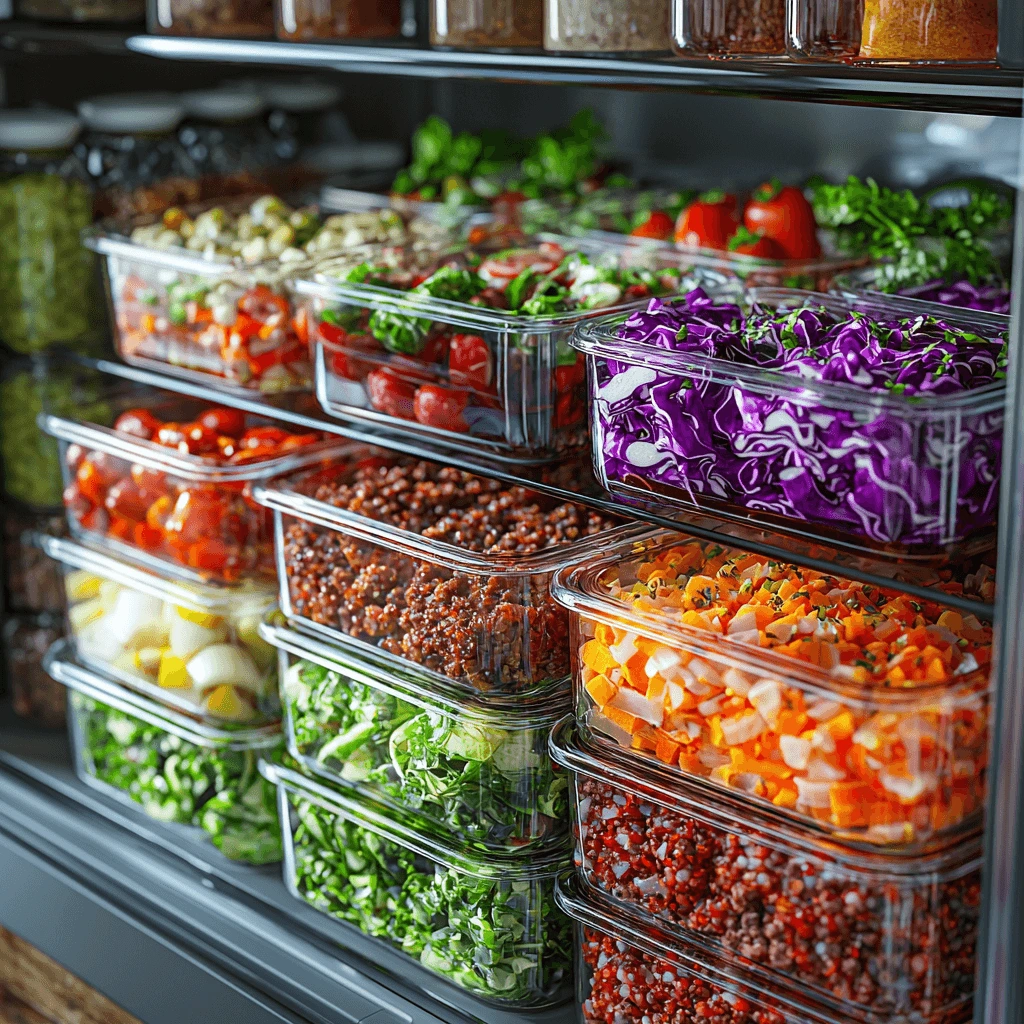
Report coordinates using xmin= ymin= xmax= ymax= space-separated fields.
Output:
xmin=75 ymin=694 xmax=282 ymax=865
xmin=286 ymin=661 xmax=565 ymax=850
xmin=288 ymin=791 xmax=571 ymax=1002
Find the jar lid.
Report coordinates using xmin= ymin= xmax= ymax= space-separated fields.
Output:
xmin=77 ymin=94 xmax=184 ymax=135
xmin=0 ymin=109 xmax=80 ymax=151
xmin=260 ymin=78 xmax=343 ymax=113
xmin=181 ymin=87 xmax=265 ymax=122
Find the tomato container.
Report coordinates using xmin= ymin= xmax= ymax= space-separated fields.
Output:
xmin=261 ymin=618 xmax=568 ymax=853
xmin=43 ymin=533 xmax=279 ymax=726
xmin=295 ymin=237 xmax=728 ymax=461
xmin=41 ymin=385 xmax=345 ymax=585
xmin=45 ymin=640 xmax=283 ymax=864
xmin=430 ymin=0 xmax=544 ymax=48
xmin=573 ymin=287 xmax=1007 ymax=558
xmin=673 ymin=0 xmax=787 ymax=57
xmin=274 ymin=0 xmax=403 ymax=40
xmin=253 ymin=452 xmax=637 ymax=698
xmin=85 ymin=207 xmax=313 ymax=393
xmin=551 ymin=717 xmax=982 ymax=1024
xmin=552 ymin=527 xmax=992 ymax=846
xmin=262 ymin=759 xmax=572 ymax=1006
xmin=147 ymin=0 xmax=275 ymax=37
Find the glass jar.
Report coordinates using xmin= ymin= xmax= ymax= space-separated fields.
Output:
xmin=179 ymin=87 xmax=278 ymax=180
xmin=259 ymin=77 xmax=346 ymax=160
xmin=147 ymin=0 xmax=275 ymax=37
xmin=77 ymin=93 xmax=197 ymax=218
xmin=0 ymin=110 xmax=98 ymax=355
xmin=431 ymin=0 xmax=544 ymax=48
xmin=274 ymin=0 xmax=403 ymax=40
xmin=5 ymin=614 xmax=67 ymax=729
xmin=544 ymin=0 xmax=671 ymax=53
xmin=16 ymin=0 xmax=144 ymax=21
xmin=673 ymin=0 xmax=786 ymax=57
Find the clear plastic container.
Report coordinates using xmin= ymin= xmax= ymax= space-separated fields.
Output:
xmin=5 ymin=614 xmax=66 ymax=729
xmin=85 ymin=201 xmax=317 ymax=393
xmin=551 ymin=528 xmax=993 ymax=846
xmin=317 ymin=185 xmax=470 ymax=248
xmin=556 ymin=873 xmax=973 ymax=1024
xmin=254 ymin=453 xmax=635 ymax=698
xmin=147 ymin=0 xmax=274 ymax=36
xmin=263 ymin=759 xmax=572 ymax=1006
xmin=574 ymin=287 xmax=1007 ymax=557
xmin=543 ymin=0 xmax=671 ymax=52
xmin=674 ymin=0 xmax=787 ymax=57
xmin=15 ymin=0 xmax=143 ymax=20
xmin=831 ymin=265 xmax=1012 ymax=315
xmin=262 ymin=619 xmax=568 ymax=853
xmin=789 ymin=0 xmax=998 ymax=63
xmin=431 ymin=0 xmax=543 ymax=48
xmin=297 ymin=236 xmax=728 ymax=459
xmin=44 ymin=534 xmax=279 ymax=725
xmin=274 ymin=0 xmax=403 ymax=40
xmin=46 ymin=641 xmax=283 ymax=863
xmin=551 ymin=718 xmax=983 ymax=1024
xmin=0 ymin=110 xmax=99 ymax=355
xmin=42 ymin=385 xmax=344 ymax=584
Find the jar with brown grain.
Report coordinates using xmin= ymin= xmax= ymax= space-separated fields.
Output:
xmin=431 ymin=0 xmax=543 ymax=48
xmin=673 ymin=0 xmax=786 ymax=57
xmin=147 ymin=0 xmax=275 ymax=37
xmin=274 ymin=0 xmax=404 ymax=40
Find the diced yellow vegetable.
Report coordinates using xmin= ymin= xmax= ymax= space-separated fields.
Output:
xmin=158 ymin=651 xmax=192 ymax=690
xmin=65 ymin=570 xmax=103 ymax=602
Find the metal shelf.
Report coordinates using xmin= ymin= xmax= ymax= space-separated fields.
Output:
xmin=0 ymin=711 xmax=572 ymax=1024
xmin=92 ymin=357 xmax=996 ymax=619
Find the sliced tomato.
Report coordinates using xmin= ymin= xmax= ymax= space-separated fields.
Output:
xmin=413 ymin=385 xmax=470 ymax=433
xmin=114 ymin=409 xmax=161 ymax=440
xmin=448 ymin=333 xmax=492 ymax=392
xmin=478 ymin=245 xmax=562 ymax=285
xmin=366 ymin=367 xmax=417 ymax=421
xmin=198 ymin=407 xmax=246 ymax=438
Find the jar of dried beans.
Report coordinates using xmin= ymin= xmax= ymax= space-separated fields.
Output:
xmin=673 ymin=0 xmax=787 ymax=57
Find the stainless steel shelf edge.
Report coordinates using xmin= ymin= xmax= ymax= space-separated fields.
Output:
xmin=122 ymin=35 xmax=1024 ymax=115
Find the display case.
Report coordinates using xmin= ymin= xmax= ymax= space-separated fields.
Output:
xmin=274 ymin=0 xmax=403 ymax=41
xmin=147 ymin=0 xmax=275 ymax=37
xmin=263 ymin=759 xmax=573 ymax=1007
xmin=543 ymin=0 xmax=671 ymax=53
xmin=430 ymin=0 xmax=544 ymax=48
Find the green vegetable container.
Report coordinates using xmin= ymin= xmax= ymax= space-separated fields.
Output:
xmin=46 ymin=640 xmax=284 ymax=865
xmin=262 ymin=619 xmax=568 ymax=854
xmin=262 ymin=760 xmax=573 ymax=1007
xmin=0 ymin=110 xmax=99 ymax=354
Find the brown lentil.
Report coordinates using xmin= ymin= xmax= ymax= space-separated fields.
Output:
xmin=676 ymin=0 xmax=786 ymax=56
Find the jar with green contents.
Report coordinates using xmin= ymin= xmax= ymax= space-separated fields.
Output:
xmin=0 ymin=110 xmax=99 ymax=354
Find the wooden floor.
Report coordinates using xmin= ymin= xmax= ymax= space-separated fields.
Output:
xmin=0 ymin=927 xmax=141 ymax=1024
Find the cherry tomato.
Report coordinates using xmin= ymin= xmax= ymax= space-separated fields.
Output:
xmin=146 ymin=494 xmax=174 ymax=532
xmin=187 ymin=538 xmax=241 ymax=578
xmin=108 ymin=517 xmax=134 ymax=542
xmin=114 ymin=409 xmax=161 ymax=440
xmin=239 ymin=426 xmax=290 ymax=449
xmin=130 ymin=464 xmax=167 ymax=495
xmin=728 ymin=228 xmax=786 ymax=259
xmin=76 ymin=454 xmax=118 ymax=506
xmin=674 ymin=192 xmax=739 ymax=250
xmin=164 ymin=488 xmax=237 ymax=546
xmin=629 ymin=210 xmax=675 ymax=241
xmin=743 ymin=180 xmax=822 ymax=260
xmin=554 ymin=356 xmax=587 ymax=392
xmin=216 ymin=436 xmax=238 ymax=459
xmin=198 ymin=407 xmax=246 ymax=438
xmin=80 ymin=506 xmax=110 ymax=534
xmin=133 ymin=523 xmax=165 ymax=550
xmin=65 ymin=443 xmax=86 ymax=473
xmin=413 ymin=385 xmax=469 ymax=433
xmin=328 ymin=332 xmax=383 ymax=382
xmin=366 ymin=367 xmax=417 ymax=421
xmin=104 ymin=479 xmax=151 ymax=523
xmin=155 ymin=423 xmax=187 ymax=450
xmin=181 ymin=423 xmax=221 ymax=456
xmin=419 ymin=332 xmax=450 ymax=368
xmin=63 ymin=482 xmax=89 ymax=519
xmin=449 ymin=334 xmax=492 ymax=392
xmin=278 ymin=433 xmax=321 ymax=451
xmin=553 ymin=390 xmax=584 ymax=429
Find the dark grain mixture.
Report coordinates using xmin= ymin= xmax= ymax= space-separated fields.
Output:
xmin=152 ymin=0 xmax=274 ymax=37
xmin=678 ymin=0 xmax=786 ymax=56
xmin=283 ymin=458 xmax=618 ymax=692
xmin=576 ymin=777 xmax=979 ymax=1018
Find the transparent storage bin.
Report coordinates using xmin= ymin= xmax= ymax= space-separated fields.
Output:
xmin=831 ymin=265 xmax=1011 ymax=316
xmin=253 ymin=452 xmax=635 ymax=698
xmin=263 ymin=759 xmax=572 ymax=1006
xmin=551 ymin=718 xmax=982 ymax=1024
xmin=42 ymin=384 xmax=343 ymax=584
xmin=147 ymin=0 xmax=275 ymax=36
xmin=274 ymin=0 xmax=403 ymax=39
xmin=673 ymin=0 xmax=787 ymax=57
xmin=788 ymin=0 xmax=998 ymax=64
xmin=297 ymin=236 xmax=727 ymax=460
xmin=431 ymin=0 xmax=543 ymax=48
xmin=551 ymin=529 xmax=993 ymax=846
xmin=573 ymin=287 xmax=1007 ymax=557
xmin=44 ymin=534 xmax=279 ymax=725
xmin=262 ymin=618 xmax=568 ymax=853
xmin=543 ymin=0 xmax=672 ymax=53
xmin=46 ymin=641 xmax=283 ymax=864
xmin=85 ymin=203 xmax=315 ymax=393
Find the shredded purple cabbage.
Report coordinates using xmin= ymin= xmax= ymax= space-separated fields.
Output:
xmin=593 ymin=289 xmax=1006 ymax=548
xmin=898 ymin=278 xmax=1011 ymax=314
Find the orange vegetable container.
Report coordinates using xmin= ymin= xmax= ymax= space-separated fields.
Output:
xmin=551 ymin=528 xmax=992 ymax=847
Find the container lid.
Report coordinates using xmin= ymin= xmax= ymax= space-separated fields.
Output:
xmin=41 ymin=534 xmax=276 ymax=617
xmin=262 ymin=759 xmax=568 ymax=880
xmin=259 ymin=78 xmax=342 ymax=112
xmin=261 ymin=619 xmax=567 ymax=725
xmin=44 ymin=639 xmax=281 ymax=748
xmin=550 ymin=716 xmax=982 ymax=871
xmin=572 ymin=285 xmax=1008 ymax=413
xmin=0 ymin=109 xmax=80 ymax=151
xmin=181 ymin=88 xmax=265 ymax=123
xmin=77 ymin=94 xmax=185 ymax=135
xmin=253 ymin=461 xmax=647 ymax=577
xmin=40 ymin=403 xmax=349 ymax=485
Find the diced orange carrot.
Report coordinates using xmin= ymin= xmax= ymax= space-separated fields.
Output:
xmin=603 ymin=706 xmax=646 ymax=735
xmin=595 ymin=622 xmax=616 ymax=645
xmin=824 ymin=710 xmax=855 ymax=740
xmin=925 ymin=658 xmax=948 ymax=683
xmin=622 ymin=652 xmax=649 ymax=691
xmin=585 ymin=674 xmax=618 ymax=708
xmin=775 ymin=709 xmax=808 ymax=736
xmin=632 ymin=726 xmax=659 ymax=753
xmin=581 ymin=640 xmax=618 ymax=677
xmin=656 ymin=735 xmax=682 ymax=764
xmin=773 ymin=785 xmax=798 ymax=809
